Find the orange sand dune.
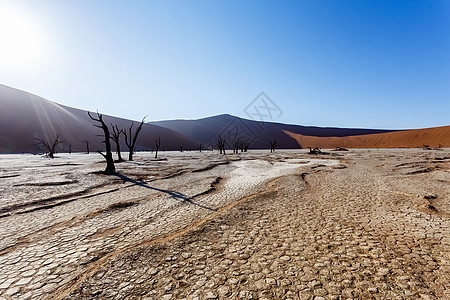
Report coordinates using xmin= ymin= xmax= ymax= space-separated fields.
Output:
xmin=284 ymin=125 xmax=450 ymax=149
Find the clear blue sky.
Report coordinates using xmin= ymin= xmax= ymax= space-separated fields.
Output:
xmin=1 ymin=0 xmax=449 ymax=129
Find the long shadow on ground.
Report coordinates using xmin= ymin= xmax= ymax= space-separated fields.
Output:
xmin=115 ymin=174 xmax=216 ymax=211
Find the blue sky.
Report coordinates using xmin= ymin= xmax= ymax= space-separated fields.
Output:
xmin=0 ymin=0 xmax=449 ymax=129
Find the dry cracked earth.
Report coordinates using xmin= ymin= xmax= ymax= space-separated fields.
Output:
xmin=0 ymin=149 xmax=449 ymax=299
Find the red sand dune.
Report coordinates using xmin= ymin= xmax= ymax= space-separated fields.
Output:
xmin=151 ymin=114 xmax=396 ymax=149
xmin=2 ymin=83 xmax=448 ymax=153
xmin=284 ymin=125 xmax=450 ymax=149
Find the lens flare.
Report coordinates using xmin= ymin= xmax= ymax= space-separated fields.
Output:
xmin=0 ymin=3 xmax=51 ymax=76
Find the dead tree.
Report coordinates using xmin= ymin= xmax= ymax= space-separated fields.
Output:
xmin=88 ymin=111 xmax=115 ymax=174
xmin=82 ymin=140 xmax=90 ymax=154
xmin=155 ymin=137 xmax=161 ymax=158
xmin=233 ymin=137 xmax=241 ymax=154
xmin=34 ymin=133 xmax=63 ymax=158
xmin=111 ymin=125 xmax=124 ymax=162
xmin=241 ymin=141 xmax=250 ymax=152
xmin=216 ymin=135 xmax=226 ymax=154
xmin=308 ymin=147 xmax=322 ymax=154
xmin=269 ymin=140 xmax=277 ymax=153
xmin=123 ymin=117 xmax=146 ymax=161
xmin=333 ymin=147 xmax=349 ymax=151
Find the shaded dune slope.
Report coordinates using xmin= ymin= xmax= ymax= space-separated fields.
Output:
xmin=151 ymin=114 xmax=396 ymax=149
xmin=0 ymin=85 xmax=196 ymax=153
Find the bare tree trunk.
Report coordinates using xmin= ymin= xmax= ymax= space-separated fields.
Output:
xmin=233 ymin=137 xmax=241 ymax=154
xmin=124 ymin=117 xmax=146 ymax=161
xmin=269 ymin=140 xmax=277 ymax=153
xmin=116 ymin=142 xmax=123 ymax=161
xmin=216 ymin=135 xmax=226 ymax=155
xmin=88 ymin=111 xmax=115 ymax=174
xmin=82 ymin=140 xmax=90 ymax=154
xmin=243 ymin=141 xmax=250 ymax=152
xmin=111 ymin=125 xmax=124 ymax=162
xmin=155 ymin=137 xmax=161 ymax=159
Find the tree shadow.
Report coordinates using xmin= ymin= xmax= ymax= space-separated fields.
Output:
xmin=115 ymin=174 xmax=216 ymax=211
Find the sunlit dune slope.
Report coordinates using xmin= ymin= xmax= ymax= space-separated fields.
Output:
xmin=0 ymin=84 xmax=197 ymax=153
xmin=284 ymin=125 xmax=450 ymax=149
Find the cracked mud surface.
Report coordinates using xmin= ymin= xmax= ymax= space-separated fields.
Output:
xmin=0 ymin=149 xmax=449 ymax=299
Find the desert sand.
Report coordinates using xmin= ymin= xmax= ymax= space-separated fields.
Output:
xmin=284 ymin=125 xmax=450 ymax=149
xmin=0 ymin=149 xmax=449 ymax=299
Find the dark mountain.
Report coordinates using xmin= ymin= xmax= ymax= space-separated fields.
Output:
xmin=0 ymin=84 xmax=197 ymax=153
xmin=150 ymin=114 xmax=398 ymax=149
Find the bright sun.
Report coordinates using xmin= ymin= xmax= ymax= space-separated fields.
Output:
xmin=0 ymin=4 xmax=50 ymax=74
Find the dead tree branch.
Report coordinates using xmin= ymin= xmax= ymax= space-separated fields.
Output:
xmin=269 ymin=140 xmax=277 ymax=153
xmin=216 ymin=135 xmax=226 ymax=154
xmin=308 ymin=147 xmax=323 ymax=154
xmin=233 ymin=137 xmax=242 ymax=154
xmin=124 ymin=116 xmax=146 ymax=161
xmin=34 ymin=133 xmax=63 ymax=158
xmin=111 ymin=124 xmax=125 ymax=162
xmin=82 ymin=140 xmax=90 ymax=154
xmin=155 ymin=137 xmax=161 ymax=159
xmin=88 ymin=111 xmax=115 ymax=174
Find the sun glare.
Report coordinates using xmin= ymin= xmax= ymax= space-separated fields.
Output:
xmin=0 ymin=4 xmax=50 ymax=75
